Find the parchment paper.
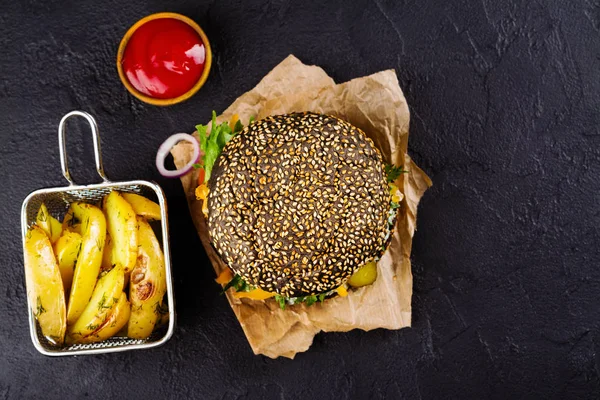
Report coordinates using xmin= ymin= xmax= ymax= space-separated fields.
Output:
xmin=171 ymin=55 xmax=431 ymax=359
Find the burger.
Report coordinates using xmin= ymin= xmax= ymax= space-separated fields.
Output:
xmin=194 ymin=112 xmax=404 ymax=308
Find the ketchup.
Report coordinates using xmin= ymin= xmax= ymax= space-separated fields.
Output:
xmin=122 ymin=18 xmax=206 ymax=99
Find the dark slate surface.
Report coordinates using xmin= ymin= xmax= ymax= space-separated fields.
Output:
xmin=1 ymin=0 xmax=599 ymax=398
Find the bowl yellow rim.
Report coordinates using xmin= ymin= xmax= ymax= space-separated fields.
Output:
xmin=116 ymin=12 xmax=212 ymax=106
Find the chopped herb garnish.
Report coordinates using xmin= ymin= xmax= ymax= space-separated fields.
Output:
xmin=86 ymin=323 xmax=99 ymax=331
xmin=34 ymin=296 xmax=46 ymax=317
xmin=385 ymin=164 xmax=408 ymax=183
xmin=73 ymin=244 xmax=82 ymax=271
xmin=97 ymin=294 xmax=110 ymax=311
xmin=38 ymin=207 xmax=47 ymax=222
xmin=67 ymin=211 xmax=80 ymax=227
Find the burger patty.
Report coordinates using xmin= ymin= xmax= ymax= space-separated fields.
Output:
xmin=207 ymin=112 xmax=390 ymax=297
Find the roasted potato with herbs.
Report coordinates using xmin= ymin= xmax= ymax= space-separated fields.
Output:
xmin=75 ymin=292 xmax=131 ymax=344
xmin=25 ymin=190 xmax=169 ymax=348
xmin=121 ymin=193 xmax=162 ymax=220
xmin=65 ymin=202 xmax=107 ymax=325
xmin=103 ymin=191 xmax=138 ymax=274
xmin=53 ymin=231 xmax=82 ymax=292
xmin=128 ymin=217 xmax=167 ymax=339
xmin=24 ymin=225 xmax=67 ymax=345
xmin=67 ymin=264 xmax=125 ymax=342
xmin=36 ymin=203 xmax=62 ymax=244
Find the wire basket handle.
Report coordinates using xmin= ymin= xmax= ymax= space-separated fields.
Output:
xmin=58 ymin=111 xmax=109 ymax=185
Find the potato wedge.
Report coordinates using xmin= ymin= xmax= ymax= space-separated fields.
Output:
xmin=67 ymin=264 xmax=124 ymax=340
xmin=65 ymin=202 xmax=107 ymax=325
xmin=128 ymin=217 xmax=166 ymax=339
xmin=53 ymin=231 xmax=82 ymax=292
xmin=74 ymin=292 xmax=130 ymax=344
xmin=24 ymin=225 xmax=66 ymax=345
xmin=103 ymin=191 xmax=138 ymax=273
xmin=121 ymin=193 xmax=162 ymax=220
xmin=36 ymin=203 xmax=62 ymax=244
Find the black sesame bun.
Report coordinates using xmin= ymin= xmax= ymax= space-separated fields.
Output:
xmin=207 ymin=112 xmax=391 ymax=297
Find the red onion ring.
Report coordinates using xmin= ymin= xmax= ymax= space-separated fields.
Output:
xmin=155 ymin=133 xmax=200 ymax=178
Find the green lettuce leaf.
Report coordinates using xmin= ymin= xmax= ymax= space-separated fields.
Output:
xmin=222 ymin=274 xmax=254 ymax=293
xmin=195 ymin=111 xmax=239 ymax=183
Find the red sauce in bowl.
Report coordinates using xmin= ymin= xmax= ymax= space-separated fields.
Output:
xmin=121 ymin=18 xmax=206 ymax=99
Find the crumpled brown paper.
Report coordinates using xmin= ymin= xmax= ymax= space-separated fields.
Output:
xmin=171 ymin=55 xmax=431 ymax=359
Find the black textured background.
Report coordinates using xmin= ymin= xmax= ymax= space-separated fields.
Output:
xmin=1 ymin=0 xmax=599 ymax=399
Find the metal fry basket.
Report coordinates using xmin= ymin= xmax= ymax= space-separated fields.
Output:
xmin=21 ymin=111 xmax=175 ymax=356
